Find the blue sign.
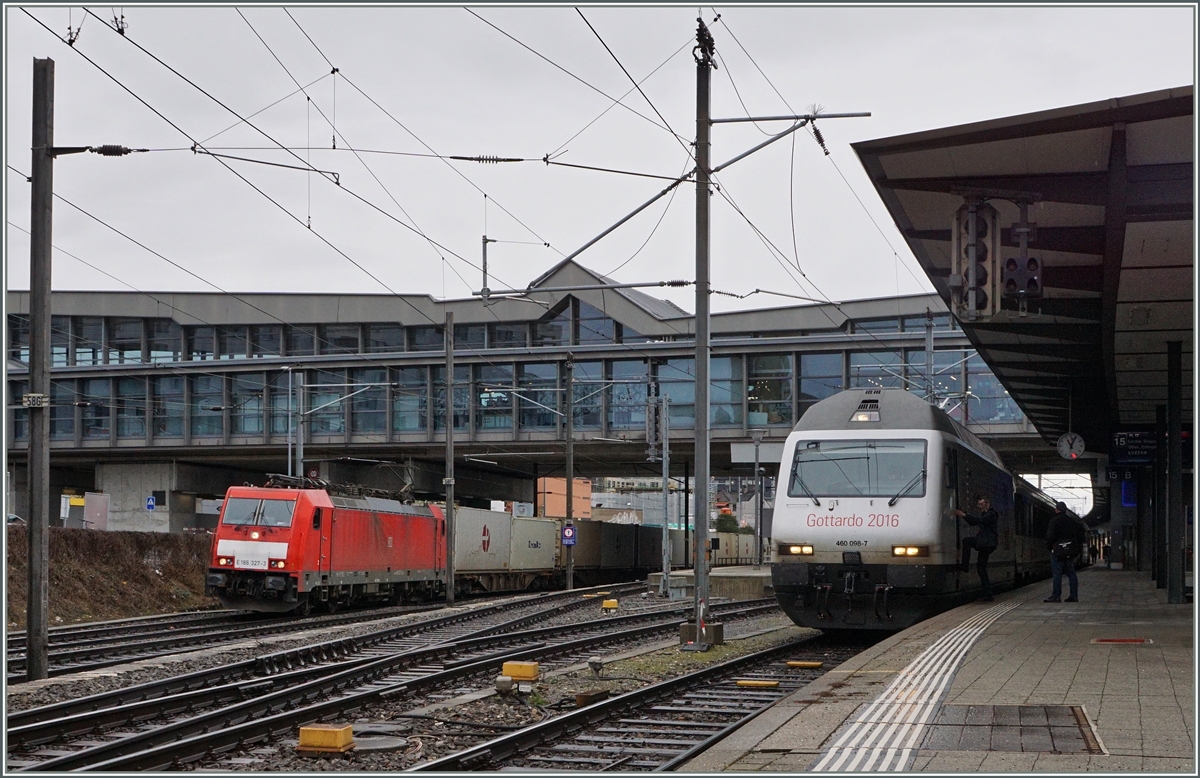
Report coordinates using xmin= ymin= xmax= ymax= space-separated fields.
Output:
xmin=145 ymin=496 xmax=156 ymax=511
xmin=562 ymin=525 xmax=576 ymax=546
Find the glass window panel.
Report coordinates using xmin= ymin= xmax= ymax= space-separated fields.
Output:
xmin=854 ymin=318 xmax=899 ymax=333
xmin=309 ymin=370 xmax=346 ymax=435
xmin=10 ymin=381 xmax=28 ymax=440
xmin=799 ymin=352 xmax=843 ymax=417
xmin=608 ymin=360 xmax=648 ymax=430
xmin=393 ymin=366 xmax=427 ymax=432
xmin=350 ymin=368 xmax=387 ymax=433
xmin=149 ymin=320 xmax=182 ymax=363
xmin=8 ymin=314 xmax=30 ymax=364
xmin=748 ymin=354 xmax=791 ymax=426
xmin=50 ymin=380 xmax=74 ymax=439
xmin=966 ymin=352 xmax=1023 ymax=424
xmin=321 ymin=324 xmax=359 ymax=355
xmin=107 ymin=318 xmax=143 ymax=364
xmin=188 ymin=326 xmax=215 ymax=361
xmin=231 ymin=373 xmax=265 ymax=435
xmin=658 ymin=357 xmax=695 ymax=429
xmin=475 ymin=364 xmax=514 ymax=430
xmin=518 ymin=362 xmax=558 ymax=429
xmin=366 ymin=324 xmax=404 ymax=353
xmin=901 ymin=312 xmax=953 ymax=331
xmin=190 ymin=375 xmax=223 ymax=436
xmin=81 ymin=378 xmax=111 ymax=438
xmin=217 ymin=326 xmax=248 ymax=360
xmin=74 ymin=317 xmax=104 ymax=366
xmin=571 ymin=360 xmax=603 ymax=429
xmin=488 ymin=322 xmax=527 ymax=349
xmin=153 ymin=376 xmax=185 ymax=437
xmin=619 ymin=324 xmax=651 ymax=344
xmin=533 ymin=302 xmax=570 ymax=347
xmin=849 ymin=350 xmax=902 ymax=389
xmin=287 ymin=326 xmax=315 ymax=356
xmin=711 ymin=355 xmax=744 ymax=427
xmin=454 ymin=324 xmax=486 ymax=351
xmin=250 ymin=325 xmax=282 ymax=358
xmin=116 ymin=377 xmax=146 ymax=438
xmin=51 ymin=316 xmax=71 ymax=367
xmin=409 ymin=325 xmax=443 ymax=352
xmin=433 ymin=365 xmax=470 ymax=431
xmin=576 ymin=300 xmax=616 ymax=344
xmin=268 ymin=372 xmax=297 ymax=436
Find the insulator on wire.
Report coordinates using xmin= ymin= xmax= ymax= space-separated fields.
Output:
xmin=812 ymin=125 xmax=830 ymax=156
xmin=91 ymin=145 xmax=132 ymax=156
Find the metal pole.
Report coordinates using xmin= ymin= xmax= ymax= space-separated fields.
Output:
xmin=25 ymin=57 xmax=54 ymax=681
xmin=295 ymin=380 xmax=305 ymax=479
xmin=925 ymin=308 xmax=934 ymax=401
xmin=565 ymin=355 xmax=574 ymax=590
xmin=754 ymin=440 xmax=762 ymax=567
xmin=689 ymin=19 xmax=715 ymax=648
xmin=660 ymin=394 xmax=671 ymax=596
xmin=444 ymin=311 xmax=456 ymax=605
xmin=1166 ymin=342 xmax=1183 ymax=603
xmin=683 ymin=460 xmax=690 ymax=569
xmin=286 ymin=367 xmax=293 ymax=477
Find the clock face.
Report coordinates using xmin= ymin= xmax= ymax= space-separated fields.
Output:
xmin=1057 ymin=432 xmax=1086 ymax=460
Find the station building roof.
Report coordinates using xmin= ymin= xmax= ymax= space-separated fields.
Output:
xmin=853 ymin=85 xmax=1193 ymax=458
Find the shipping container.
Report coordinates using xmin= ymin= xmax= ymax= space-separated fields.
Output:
xmin=510 ymin=517 xmax=558 ymax=570
xmin=454 ymin=506 xmax=513 ymax=572
xmin=600 ymin=522 xmax=637 ymax=569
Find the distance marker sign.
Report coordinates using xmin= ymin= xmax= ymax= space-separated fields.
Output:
xmin=562 ymin=525 xmax=577 ymax=546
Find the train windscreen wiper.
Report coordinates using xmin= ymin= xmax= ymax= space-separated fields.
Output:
xmin=790 ymin=462 xmax=821 ymax=506
xmin=888 ymin=470 xmax=926 ymax=506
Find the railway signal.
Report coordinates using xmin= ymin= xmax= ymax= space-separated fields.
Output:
xmin=951 ymin=201 xmax=1000 ymax=320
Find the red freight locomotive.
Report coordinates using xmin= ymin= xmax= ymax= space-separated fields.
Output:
xmin=205 ymin=478 xmax=445 ymax=614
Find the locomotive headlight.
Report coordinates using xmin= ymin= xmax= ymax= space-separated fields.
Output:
xmin=217 ymin=556 xmax=233 ymax=566
xmin=268 ymin=558 xmax=287 ymax=569
xmin=892 ymin=545 xmax=929 ymax=557
xmin=785 ymin=544 xmax=814 ymax=556
xmin=251 ymin=531 xmax=261 ymax=539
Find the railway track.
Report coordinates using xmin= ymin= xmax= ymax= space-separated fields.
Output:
xmin=411 ymin=634 xmax=873 ymax=772
xmin=5 ymin=594 xmax=771 ymax=772
xmin=5 ymin=585 xmax=622 ymax=683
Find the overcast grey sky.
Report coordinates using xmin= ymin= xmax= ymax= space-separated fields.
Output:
xmin=5 ymin=4 xmax=1194 ymax=314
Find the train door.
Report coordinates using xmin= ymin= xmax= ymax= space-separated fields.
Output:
xmin=314 ymin=507 xmax=332 ymax=585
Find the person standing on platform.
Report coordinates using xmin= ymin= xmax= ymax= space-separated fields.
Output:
xmin=1045 ymin=501 xmax=1085 ymax=602
xmin=952 ymin=495 xmax=998 ymax=602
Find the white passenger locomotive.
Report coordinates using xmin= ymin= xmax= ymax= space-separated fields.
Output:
xmin=772 ymin=388 xmax=1066 ymax=631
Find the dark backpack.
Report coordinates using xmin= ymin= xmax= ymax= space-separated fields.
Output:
xmin=1052 ymin=539 xmax=1080 ymax=561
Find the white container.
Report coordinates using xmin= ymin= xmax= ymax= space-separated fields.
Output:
xmin=455 ymin=507 xmax=513 ymax=572
xmin=510 ymin=517 xmax=558 ymax=570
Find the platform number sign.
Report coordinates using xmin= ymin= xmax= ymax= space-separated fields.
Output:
xmin=562 ymin=525 xmax=577 ymax=546
xmin=145 ymin=495 xmax=156 ymax=511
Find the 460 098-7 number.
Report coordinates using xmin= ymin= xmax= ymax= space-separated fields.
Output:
xmin=835 ymin=540 xmax=867 ymax=547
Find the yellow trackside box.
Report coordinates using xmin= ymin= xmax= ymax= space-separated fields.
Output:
xmin=737 ymin=680 xmax=780 ymax=688
xmin=601 ymin=599 xmax=619 ymax=610
xmin=501 ymin=661 xmax=540 ymax=681
xmin=297 ymin=724 xmax=355 ymax=753
xmin=787 ymin=660 xmax=824 ymax=669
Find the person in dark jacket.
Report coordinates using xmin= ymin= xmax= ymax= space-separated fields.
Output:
xmin=952 ymin=495 xmax=999 ymax=602
xmin=1045 ymin=501 xmax=1085 ymax=602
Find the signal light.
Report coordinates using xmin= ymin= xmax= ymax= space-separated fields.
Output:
xmin=1003 ymin=255 xmax=1042 ymax=299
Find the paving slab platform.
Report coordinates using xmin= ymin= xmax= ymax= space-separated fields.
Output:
xmin=681 ymin=567 xmax=1194 ymax=773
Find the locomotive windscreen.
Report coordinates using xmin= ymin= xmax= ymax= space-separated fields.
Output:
xmin=221 ymin=497 xmax=297 ymax=527
xmin=788 ymin=439 xmax=926 ymax=499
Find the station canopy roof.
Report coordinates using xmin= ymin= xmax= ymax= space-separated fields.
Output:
xmin=853 ymin=86 xmax=1193 ymax=465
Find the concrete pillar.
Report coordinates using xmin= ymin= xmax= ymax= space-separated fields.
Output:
xmin=1137 ymin=465 xmax=1153 ymax=572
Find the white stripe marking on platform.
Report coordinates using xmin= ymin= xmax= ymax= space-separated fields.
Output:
xmin=809 ymin=600 xmax=1020 ymax=771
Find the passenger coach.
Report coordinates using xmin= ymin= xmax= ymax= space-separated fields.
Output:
xmin=772 ymin=388 xmax=1058 ymax=631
